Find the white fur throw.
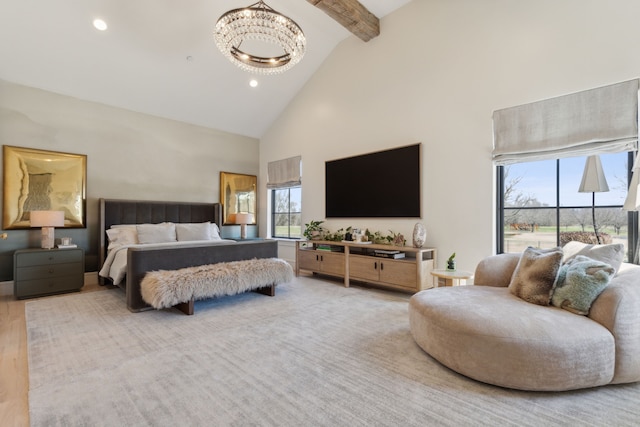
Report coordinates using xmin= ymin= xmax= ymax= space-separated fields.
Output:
xmin=141 ymin=258 xmax=293 ymax=309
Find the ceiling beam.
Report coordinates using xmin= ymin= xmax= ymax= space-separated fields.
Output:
xmin=307 ymin=0 xmax=380 ymax=42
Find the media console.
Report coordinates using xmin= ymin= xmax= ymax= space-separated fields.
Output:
xmin=295 ymin=240 xmax=436 ymax=293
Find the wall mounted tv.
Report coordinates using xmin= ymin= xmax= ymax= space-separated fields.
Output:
xmin=325 ymin=143 xmax=421 ymax=218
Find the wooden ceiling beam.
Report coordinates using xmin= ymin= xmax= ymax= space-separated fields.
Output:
xmin=307 ymin=0 xmax=380 ymax=42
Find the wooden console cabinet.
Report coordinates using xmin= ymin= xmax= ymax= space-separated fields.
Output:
xmin=296 ymin=240 xmax=436 ymax=293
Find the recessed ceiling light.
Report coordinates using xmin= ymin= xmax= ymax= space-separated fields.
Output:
xmin=249 ymin=79 xmax=258 ymax=88
xmin=93 ymin=19 xmax=108 ymax=31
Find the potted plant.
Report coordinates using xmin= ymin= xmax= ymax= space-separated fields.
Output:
xmin=447 ymin=252 xmax=456 ymax=271
xmin=303 ymin=220 xmax=325 ymax=240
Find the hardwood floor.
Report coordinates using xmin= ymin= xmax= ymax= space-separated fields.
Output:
xmin=0 ymin=279 xmax=111 ymax=426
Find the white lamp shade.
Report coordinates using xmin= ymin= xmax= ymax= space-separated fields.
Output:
xmin=235 ymin=213 xmax=253 ymax=225
xmin=578 ymin=155 xmax=609 ymax=193
xmin=30 ymin=210 xmax=65 ymax=227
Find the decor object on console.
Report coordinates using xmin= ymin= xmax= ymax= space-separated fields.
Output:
xmin=303 ymin=220 xmax=325 ymax=240
xmin=412 ymin=222 xmax=426 ymax=248
xmin=213 ymin=0 xmax=306 ymax=75
xmin=409 ymin=242 xmax=639 ymax=391
xmin=235 ymin=213 xmax=253 ymax=239
xmin=3 ymin=145 xmax=86 ymax=229
xmin=578 ymin=155 xmax=609 ymax=244
xmin=30 ymin=210 xmax=64 ymax=249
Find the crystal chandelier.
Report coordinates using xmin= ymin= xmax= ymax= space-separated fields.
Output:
xmin=214 ymin=1 xmax=306 ymax=75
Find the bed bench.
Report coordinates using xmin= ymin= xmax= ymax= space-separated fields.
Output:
xmin=140 ymin=257 xmax=293 ymax=315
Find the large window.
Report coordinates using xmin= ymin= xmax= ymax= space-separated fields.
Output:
xmin=497 ymin=152 xmax=637 ymax=262
xmin=271 ymin=187 xmax=301 ymax=239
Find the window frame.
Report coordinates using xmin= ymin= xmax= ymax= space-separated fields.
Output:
xmin=270 ymin=186 xmax=301 ymax=239
xmin=496 ymin=152 xmax=638 ymax=262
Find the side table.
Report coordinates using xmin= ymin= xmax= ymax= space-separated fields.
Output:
xmin=14 ymin=248 xmax=85 ymax=299
xmin=430 ymin=269 xmax=474 ymax=287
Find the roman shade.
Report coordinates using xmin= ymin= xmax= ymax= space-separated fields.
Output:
xmin=492 ymin=79 xmax=639 ymax=166
xmin=267 ymin=156 xmax=301 ymax=189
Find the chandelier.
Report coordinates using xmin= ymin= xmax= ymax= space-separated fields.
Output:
xmin=214 ymin=1 xmax=306 ymax=75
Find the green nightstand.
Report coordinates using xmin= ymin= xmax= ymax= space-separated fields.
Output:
xmin=13 ymin=248 xmax=84 ymax=299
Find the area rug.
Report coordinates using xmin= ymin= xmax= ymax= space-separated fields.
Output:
xmin=26 ymin=277 xmax=640 ymax=426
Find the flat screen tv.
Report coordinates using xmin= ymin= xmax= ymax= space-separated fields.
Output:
xmin=325 ymin=143 xmax=421 ymax=218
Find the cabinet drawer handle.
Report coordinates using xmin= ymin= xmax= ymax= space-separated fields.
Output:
xmin=48 ymin=268 xmax=55 ymax=274
xmin=380 ymin=263 xmax=384 ymax=271
xmin=374 ymin=261 xmax=377 ymax=270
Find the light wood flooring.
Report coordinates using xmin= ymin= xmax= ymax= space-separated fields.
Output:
xmin=0 ymin=280 xmax=111 ymax=426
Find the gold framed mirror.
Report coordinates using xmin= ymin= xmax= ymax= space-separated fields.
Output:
xmin=3 ymin=145 xmax=87 ymax=229
xmin=220 ymin=172 xmax=257 ymax=225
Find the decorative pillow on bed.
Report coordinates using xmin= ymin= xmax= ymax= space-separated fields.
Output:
xmin=210 ymin=223 xmax=222 ymax=240
xmin=562 ymin=241 xmax=624 ymax=274
xmin=136 ymin=223 xmax=177 ymax=244
xmin=176 ymin=222 xmax=212 ymax=241
xmin=508 ymin=246 xmax=563 ymax=306
xmin=106 ymin=227 xmax=138 ymax=249
xmin=551 ymin=255 xmax=614 ymax=315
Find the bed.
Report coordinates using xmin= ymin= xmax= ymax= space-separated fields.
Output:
xmin=99 ymin=198 xmax=279 ymax=313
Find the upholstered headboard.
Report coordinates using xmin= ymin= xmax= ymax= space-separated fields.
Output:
xmin=98 ymin=198 xmax=222 ymax=269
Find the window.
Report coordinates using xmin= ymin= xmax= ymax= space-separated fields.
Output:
xmin=271 ymin=186 xmax=301 ymax=239
xmin=497 ymin=152 xmax=637 ymax=262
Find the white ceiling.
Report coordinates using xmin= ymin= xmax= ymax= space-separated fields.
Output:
xmin=0 ymin=0 xmax=411 ymax=139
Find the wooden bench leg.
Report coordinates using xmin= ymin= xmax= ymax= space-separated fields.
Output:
xmin=174 ymin=297 xmax=195 ymax=315
xmin=253 ymin=284 xmax=276 ymax=297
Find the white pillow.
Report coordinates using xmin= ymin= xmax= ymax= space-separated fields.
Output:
xmin=210 ymin=223 xmax=222 ymax=240
xmin=136 ymin=223 xmax=177 ymax=244
xmin=175 ymin=222 xmax=212 ymax=241
xmin=106 ymin=227 xmax=138 ymax=250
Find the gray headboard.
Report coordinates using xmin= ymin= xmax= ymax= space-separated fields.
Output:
xmin=98 ymin=198 xmax=222 ymax=269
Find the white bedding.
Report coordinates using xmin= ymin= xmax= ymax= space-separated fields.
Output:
xmin=99 ymin=240 xmax=235 ymax=285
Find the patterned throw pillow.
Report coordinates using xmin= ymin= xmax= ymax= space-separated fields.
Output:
xmin=562 ymin=241 xmax=624 ymax=274
xmin=508 ymin=246 xmax=563 ymax=306
xmin=552 ymin=255 xmax=614 ymax=315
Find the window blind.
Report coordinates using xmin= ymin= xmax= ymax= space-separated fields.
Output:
xmin=492 ymin=79 xmax=639 ymax=166
xmin=267 ymin=156 xmax=301 ymax=189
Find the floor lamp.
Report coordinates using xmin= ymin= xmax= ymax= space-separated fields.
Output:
xmin=578 ymin=155 xmax=609 ymax=244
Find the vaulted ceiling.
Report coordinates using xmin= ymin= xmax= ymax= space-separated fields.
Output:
xmin=0 ymin=0 xmax=411 ymax=138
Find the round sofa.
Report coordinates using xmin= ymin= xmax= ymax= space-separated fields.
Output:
xmin=409 ymin=251 xmax=640 ymax=391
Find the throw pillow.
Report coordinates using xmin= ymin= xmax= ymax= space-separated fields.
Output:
xmin=175 ymin=222 xmax=212 ymax=241
xmin=552 ymin=255 xmax=614 ymax=315
xmin=106 ymin=227 xmax=138 ymax=250
xmin=136 ymin=223 xmax=177 ymax=244
xmin=209 ymin=223 xmax=222 ymax=240
xmin=562 ymin=241 xmax=624 ymax=274
xmin=508 ymin=246 xmax=563 ymax=306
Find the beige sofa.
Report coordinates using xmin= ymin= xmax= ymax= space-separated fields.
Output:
xmin=409 ymin=251 xmax=640 ymax=391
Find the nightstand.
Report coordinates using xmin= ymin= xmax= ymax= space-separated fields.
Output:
xmin=13 ymin=248 xmax=84 ymax=299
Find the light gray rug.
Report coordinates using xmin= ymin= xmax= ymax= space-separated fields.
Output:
xmin=26 ymin=277 xmax=640 ymax=426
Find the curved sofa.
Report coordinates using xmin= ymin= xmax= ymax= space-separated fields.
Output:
xmin=409 ymin=252 xmax=640 ymax=391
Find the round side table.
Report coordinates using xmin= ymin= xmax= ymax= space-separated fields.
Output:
xmin=430 ymin=269 xmax=474 ymax=287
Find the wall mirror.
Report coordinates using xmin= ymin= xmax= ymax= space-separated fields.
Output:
xmin=3 ymin=145 xmax=87 ymax=229
xmin=220 ymin=172 xmax=257 ymax=225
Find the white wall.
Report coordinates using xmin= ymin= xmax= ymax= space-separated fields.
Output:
xmin=260 ymin=0 xmax=640 ymax=270
xmin=0 ymin=80 xmax=259 ymax=276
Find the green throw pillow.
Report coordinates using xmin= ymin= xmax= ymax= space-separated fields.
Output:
xmin=552 ymin=255 xmax=614 ymax=315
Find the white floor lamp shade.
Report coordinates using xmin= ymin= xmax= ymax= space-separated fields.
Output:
xmin=30 ymin=210 xmax=65 ymax=249
xmin=578 ymin=155 xmax=609 ymax=244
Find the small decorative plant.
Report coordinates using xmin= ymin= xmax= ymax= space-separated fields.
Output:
xmin=447 ymin=252 xmax=456 ymax=271
xmin=303 ymin=220 xmax=325 ymax=240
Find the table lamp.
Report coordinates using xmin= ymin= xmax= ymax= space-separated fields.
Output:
xmin=235 ymin=213 xmax=253 ymax=239
xmin=30 ymin=210 xmax=65 ymax=249
xmin=578 ymin=155 xmax=609 ymax=244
